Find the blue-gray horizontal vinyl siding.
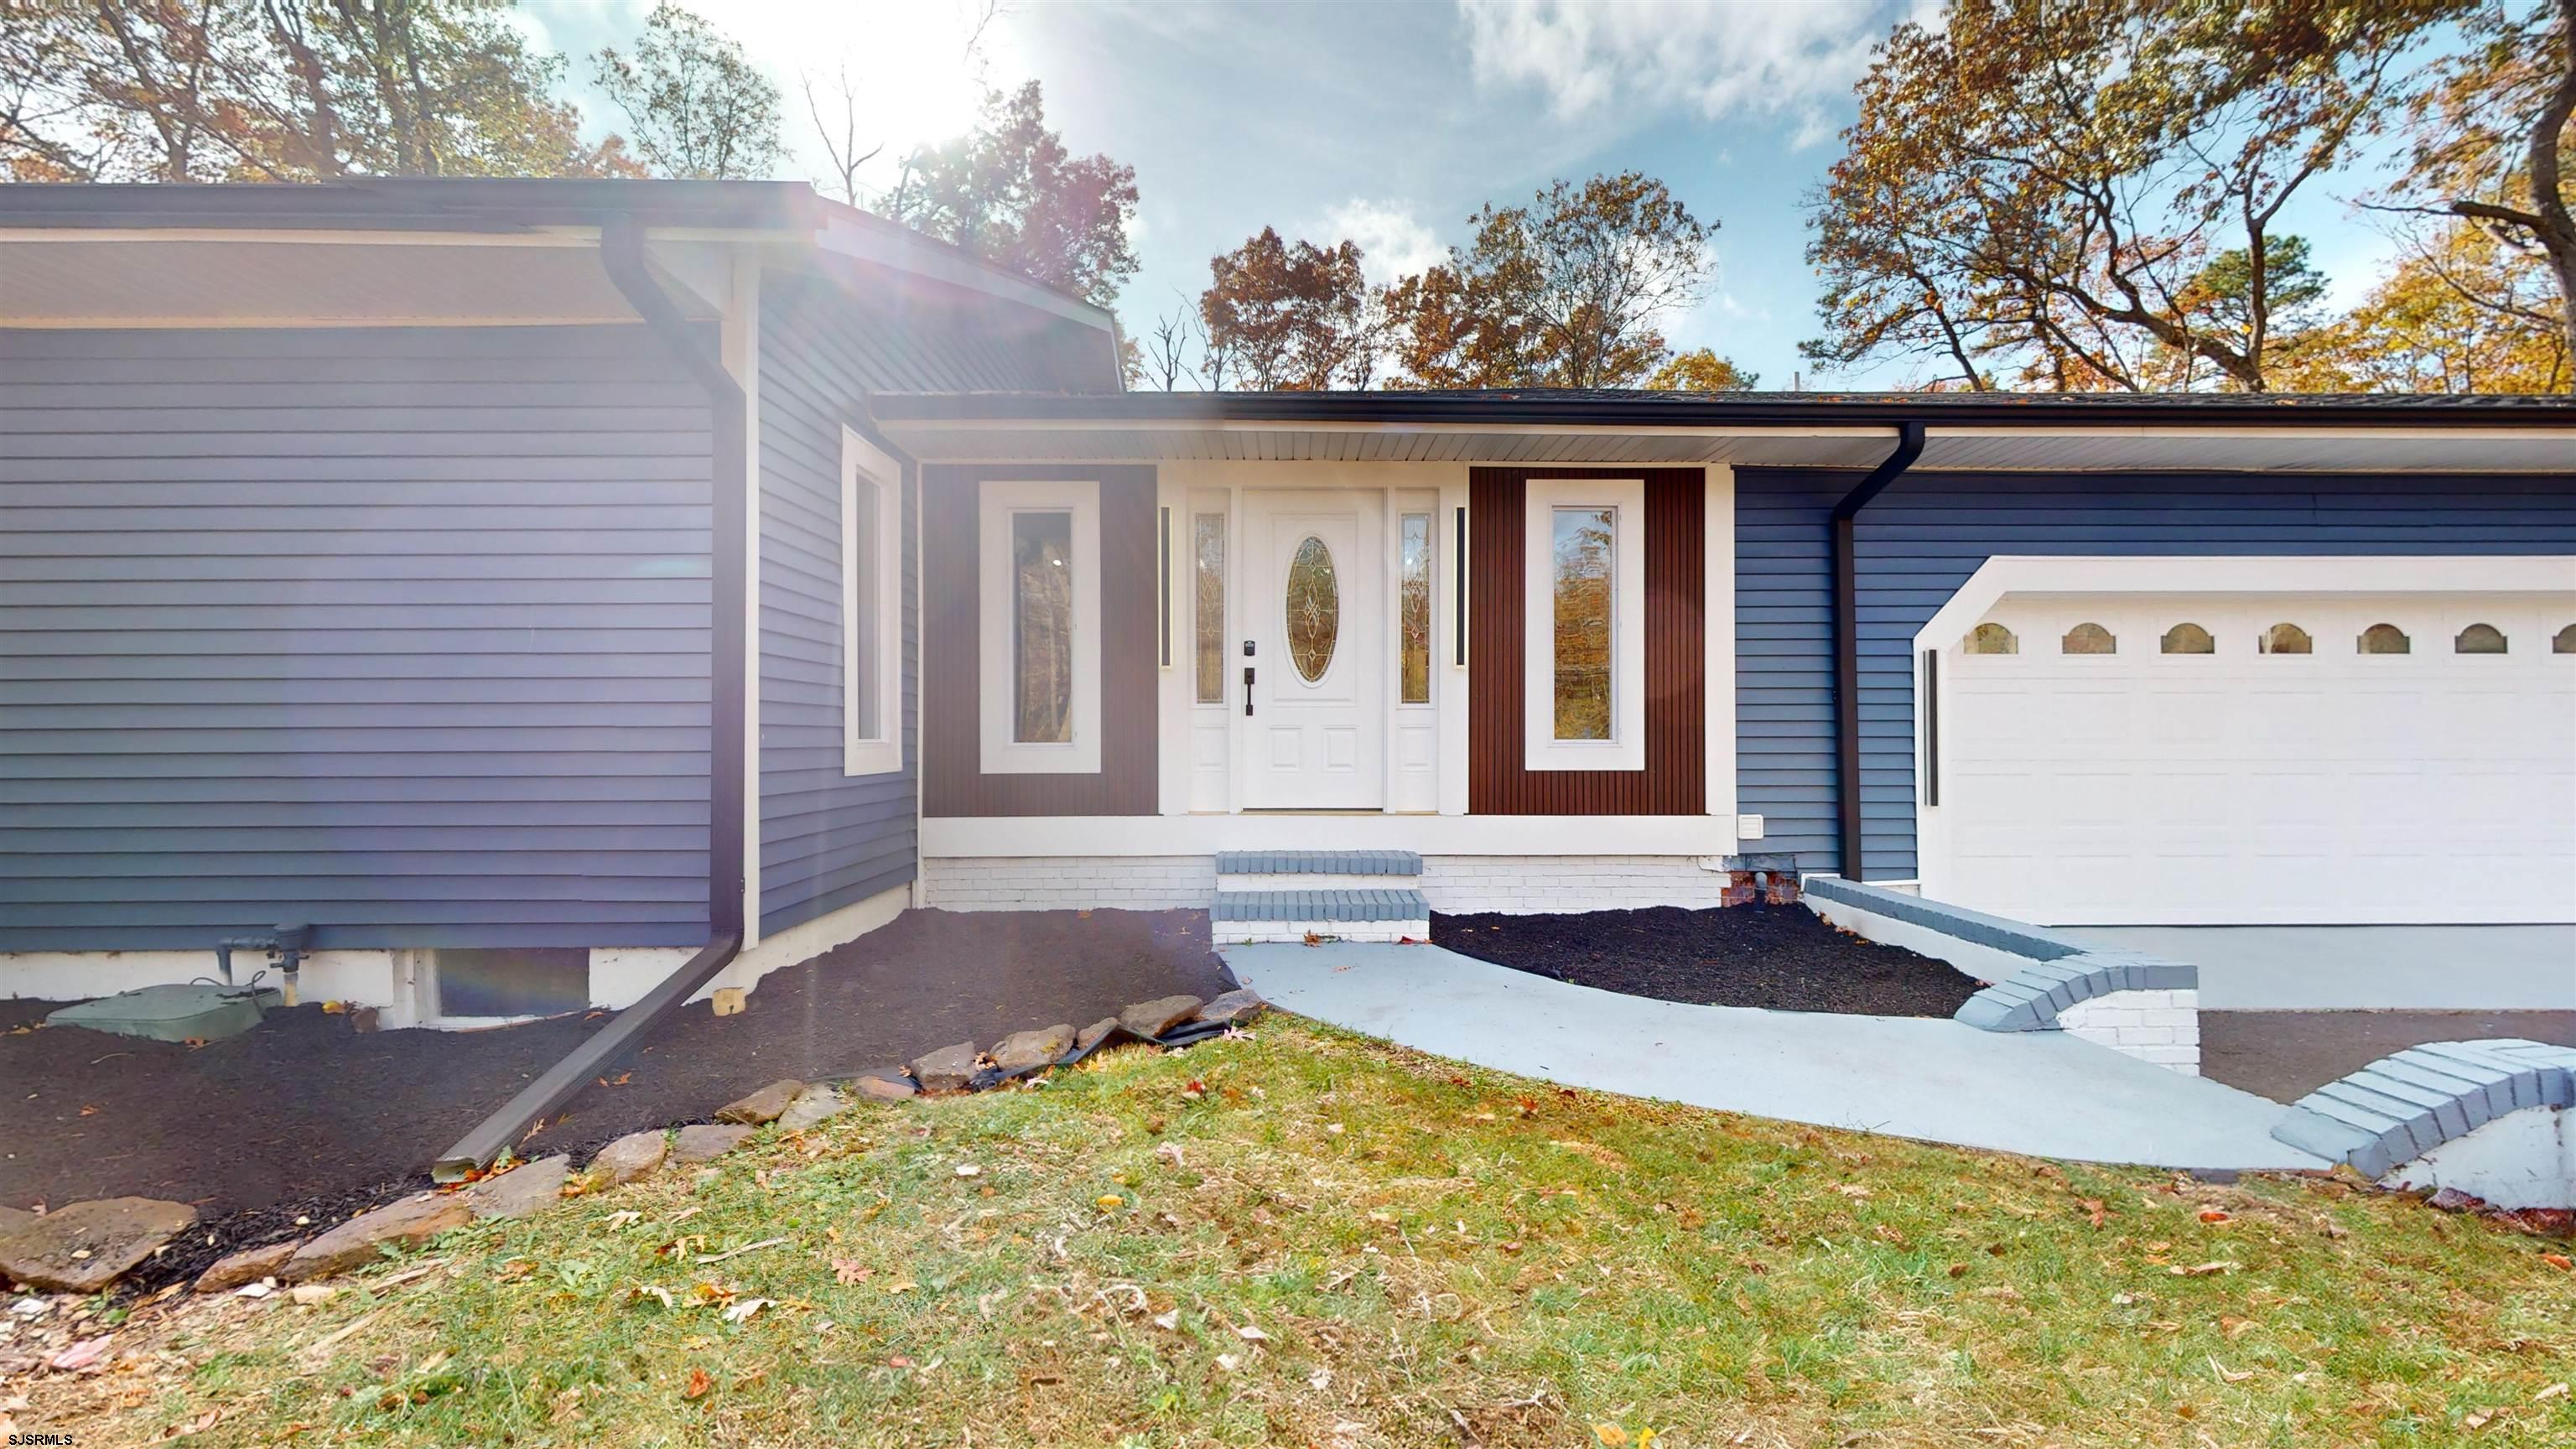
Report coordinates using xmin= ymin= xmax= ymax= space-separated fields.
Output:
xmin=1737 ymin=469 xmax=2576 ymax=881
xmin=0 ymin=325 xmax=714 ymax=951
xmin=756 ymin=269 xmax=1100 ymax=936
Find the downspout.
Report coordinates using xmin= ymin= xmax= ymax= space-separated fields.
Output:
xmin=1829 ymin=421 xmax=1924 ymax=883
xmin=434 ymin=220 xmax=749 ymax=1180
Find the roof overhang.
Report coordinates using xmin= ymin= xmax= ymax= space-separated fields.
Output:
xmin=0 ymin=182 xmax=1116 ymax=345
xmin=870 ymin=392 xmax=2576 ymax=473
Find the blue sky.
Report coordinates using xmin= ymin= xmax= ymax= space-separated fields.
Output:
xmin=520 ymin=0 xmax=2412 ymax=390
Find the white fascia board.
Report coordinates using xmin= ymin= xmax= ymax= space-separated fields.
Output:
xmin=1916 ymin=554 xmax=2576 ymax=653
xmin=922 ymin=813 xmax=1737 ymax=858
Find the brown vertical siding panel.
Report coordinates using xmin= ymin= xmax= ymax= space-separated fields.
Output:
xmin=1469 ymin=466 xmax=1704 ymax=816
xmin=922 ymin=464 xmax=1157 ymax=816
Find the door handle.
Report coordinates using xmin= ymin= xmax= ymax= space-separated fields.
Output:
xmin=1244 ymin=666 xmax=1254 ymax=716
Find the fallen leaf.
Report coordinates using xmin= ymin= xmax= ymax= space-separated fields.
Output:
xmin=722 ymin=1297 xmax=768 ymax=1323
xmin=2199 ymin=1209 xmax=2231 ymax=1224
xmin=1152 ymin=1309 xmax=1180 ymax=1331
xmin=2081 ymin=1197 xmax=2107 ymax=1228
xmin=1216 ymin=1352 xmax=1244 ymax=1372
xmin=50 ymin=1337 xmax=111 ymax=1371
xmin=682 ymin=1367 xmax=713 ymax=1401
xmin=1308 ymin=1367 xmax=1332 ymax=1391
xmin=954 ymin=1165 xmax=982 ymax=1178
xmin=2464 ymin=1408 xmax=2496 ymax=1431
xmin=696 ymin=1237 xmax=788 ymax=1265
xmin=1236 ymin=1324 xmax=1270 ymax=1342
xmin=2534 ymin=1383 xmax=2569 ymax=1403
xmin=1595 ymin=1426 xmax=1629 ymax=1446
xmin=2541 ymin=1253 xmax=2571 ymax=1271
xmin=1096 ymin=1194 xmax=1124 ymax=1210
xmin=2209 ymin=1355 xmax=2254 ymax=1383
xmin=2172 ymin=1260 xmax=2241 ymax=1277
xmin=631 ymin=1285 xmax=674 ymax=1309
xmin=886 ymin=1280 xmax=917 ymax=1295
xmin=832 ymin=1259 xmax=870 ymax=1285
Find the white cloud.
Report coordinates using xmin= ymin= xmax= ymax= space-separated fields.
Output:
xmin=1456 ymin=0 xmax=1896 ymax=145
xmin=1322 ymin=199 xmax=1448 ymax=286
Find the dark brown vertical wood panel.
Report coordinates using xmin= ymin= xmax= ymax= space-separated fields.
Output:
xmin=1469 ymin=466 xmax=1704 ymax=815
xmin=922 ymin=464 xmax=1158 ymax=817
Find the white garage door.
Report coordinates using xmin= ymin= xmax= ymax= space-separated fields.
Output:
xmin=1927 ymin=592 xmax=2576 ymax=925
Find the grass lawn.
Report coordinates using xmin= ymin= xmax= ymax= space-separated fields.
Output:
xmin=29 ymin=1020 xmax=2573 ymax=1447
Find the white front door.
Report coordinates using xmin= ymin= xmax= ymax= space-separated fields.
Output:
xmin=1239 ymin=490 xmax=1384 ymax=808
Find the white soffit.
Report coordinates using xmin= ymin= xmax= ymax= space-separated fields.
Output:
xmin=874 ymin=418 xmax=2575 ymax=472
xmin=0 ymin=234 xmax=734 ymax=326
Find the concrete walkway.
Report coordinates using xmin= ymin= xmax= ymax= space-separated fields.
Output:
xmin=2066 ymin=925 xmax=2576 ymax=1010
xmin=1224 ymin=942 xmax=2325 ymax=1171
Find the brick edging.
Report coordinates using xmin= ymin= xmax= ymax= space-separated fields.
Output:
xmin=2268 ymin=1038 xmax=2576 ymax=1179
xmin=1799 ymin=875 xmax=2195 ymax=1033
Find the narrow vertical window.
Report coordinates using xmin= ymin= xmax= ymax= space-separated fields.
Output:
xmin=1011 ymin=511 xmax=1074 ymax=743
xmin=1399 ymin=512 xmax=1431 ymax=704
xmin=1192 ymin=512 xmax=1225 ymax=704
xmin=849 ymin=473 xmax=879 ymax=740
xmin=1550 ymin=504 xmax=1615 ymax=740
xmin=839 ymin=428 xmax=903 ymax=776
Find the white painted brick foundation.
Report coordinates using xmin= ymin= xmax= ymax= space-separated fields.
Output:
xmin=923 ymin=854 xmax=1729 ymax=915
xmin=2054 ymin=989 xmax=2201 ymax=1075
xmin=921 ymin=856 xmax=1217 ymax=911
xmin=1414 ymin=856 xmax=1731 ymax=913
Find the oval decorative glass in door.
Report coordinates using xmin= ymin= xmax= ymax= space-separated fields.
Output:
xmin=1284 ymin=535 xmax=1339 ymax=683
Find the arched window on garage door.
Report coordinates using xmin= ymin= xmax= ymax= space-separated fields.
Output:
xmin=2061 ymin=622 xmax=2116 ymax=655
xmin=1966 ymin=621 xmax=2018 ymax=654
xmin=2358 ymin=623 xmax=2411 ymax=655
xmin=2454 ymin=623 xmax=2508 ymax=654
xmin=2160 ymin=622 xmax=2215 ymax=654
xmin=2558 ymin=623 xmax=2576 ymax=654
xmin=2259 ymin=622 xmax=2312 ymax=655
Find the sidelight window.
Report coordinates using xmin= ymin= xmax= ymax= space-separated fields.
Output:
xmin=1192 ymin=513 xmax=1225 ymax=704
xmin=1399 ymin=512 xmax=1432 ymax=704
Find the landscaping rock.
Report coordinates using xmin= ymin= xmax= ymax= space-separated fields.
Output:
xmin=854 ymin=1071 xmax=918 ymax=1100
xmin=1119 ymin=995 xmax=1204 ymax=1039
xmin=1074 ymin=1017 xmax=1124 ymax=1054
xmin=585 ymin=1130 xmax=669 ymax=1187
xmin=0 ymin=1196 xmax=197 ymax=1295
xmin=909 ymin=1041 xmax=981 ymax=1093
xmin=464 ymin=1156 xmax=572 ymax=1221
xmin=281 ymin=1194 xmax=470 ymax=1283
xmin=0 ymin=1206 xmax=33 ymax=1238
xmin=778 ymin=1083 xmax=849 ymax=1130
xmin=1193 ymin=989 xmax=1267 ymax=1027
xmin=669 ymin=1124 xmax=753 ymax=1163
xmin=194 ymin=1241 xmax=298 ymax=1294
xmin=992 ymin=1024 xmax=1077 ymax=1074
xmin=715 ymin=1079 xmax=807 ymax=1125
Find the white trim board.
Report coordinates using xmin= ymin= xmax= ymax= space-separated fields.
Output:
xmin=922 ymin=813 xmax=1737 ymax=857
xmin=722 ymin=252 xmax=763 ymax=948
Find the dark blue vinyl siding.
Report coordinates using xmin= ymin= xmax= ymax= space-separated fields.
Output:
xmin=0 ymin=325 xmax=714 ymax=950
xmin=1737 ymin=469 xmax=2576 ymax=880
xmin=753 ymin=267 xmax=1104 ymax=936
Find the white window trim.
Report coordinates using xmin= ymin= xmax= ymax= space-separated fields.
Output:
xmin=1523 ymin=476 xmax=1646 ymax=771
xmin=978 ymin=478 xmax=1103 ymax=774
xmin=841 ymin=427 xmax=905 ymax=777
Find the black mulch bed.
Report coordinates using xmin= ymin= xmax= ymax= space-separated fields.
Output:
xmin=1 ymin=909 xmax=1233 ymax=1291
xmin=1431 ymin=902 xmax=1985 ymax=1017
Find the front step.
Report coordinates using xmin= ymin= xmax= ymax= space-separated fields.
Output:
xmin=1210 ymin=887 xmax=1431 ymax=944
xmin=1214 ymin=849 xmax=1422 ymax=895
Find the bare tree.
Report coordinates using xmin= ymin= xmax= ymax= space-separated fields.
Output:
xmin=802 ymin=62 xmax=880 ymax=205
xmin=1138 ymin=303 xmax=1194 ymax=392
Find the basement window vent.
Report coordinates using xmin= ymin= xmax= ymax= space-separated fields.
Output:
xmin=433 ymin=948 xmax=588 ymax=1020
